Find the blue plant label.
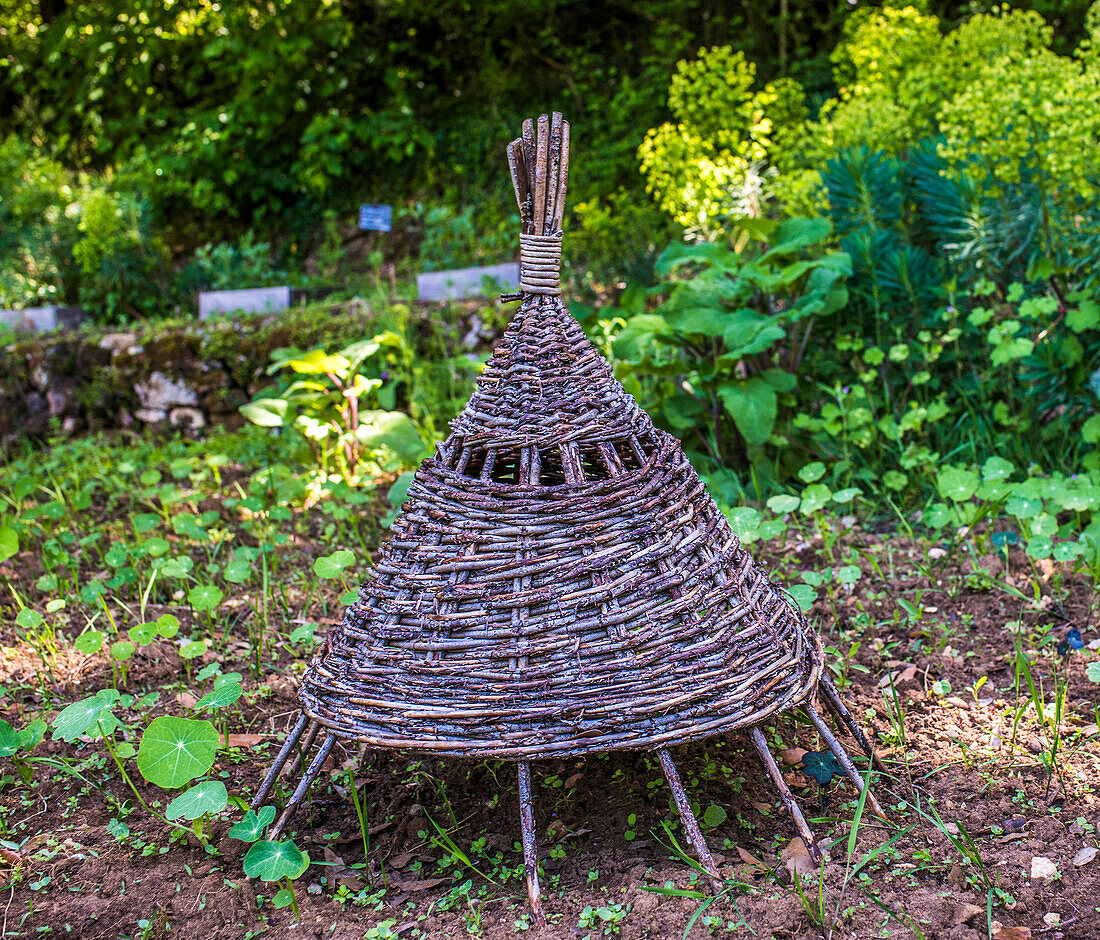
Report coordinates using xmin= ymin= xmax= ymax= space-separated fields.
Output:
xmin=358 ymin=204 xmax=393 ymax=232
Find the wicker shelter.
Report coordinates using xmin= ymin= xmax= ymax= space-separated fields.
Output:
xmin=254 ymin=113 xmax=881 ymax=918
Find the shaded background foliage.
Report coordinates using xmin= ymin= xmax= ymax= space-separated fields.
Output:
xmin=0 ymin=0 xmax=1090 ymax=259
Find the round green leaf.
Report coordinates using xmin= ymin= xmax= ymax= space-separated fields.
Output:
xmin=166 ymin=780 xmax=228 ymax=821
xmin=797 ymin=462 xmax=826 ymax=484
xmin=73 ymin=630 xmax=105 ymax=655
xmin=110 ymin=640 xmax=136 ymax=662
xmin=313 ymin=549 xmax=355 ymax=579
xmin=136 ymin=716 xmax=219 ymax=788
xmin=243 ymin=839 xmax=310 ymax=882
xmin=179 ymin=639 xmax=208 ymax=660
xmin=15 ymin=608 xmax=43 ymax=630
xmin=936 ymin=466 xmax=978 ymax=502
xmin=982 ymin=456 xmax=1015 ymax=481
xmin=766 ymin=494 xmax=800 ymax=515
xmin=836 ymin=565 xmax=862 ymax=585
xmin=156 ymin=614 xmax=180 ymax=638
xmin=188 ymin=584 xmax=224 ymax=612
xmin=129 ymin=622 xmax=158 ymax=645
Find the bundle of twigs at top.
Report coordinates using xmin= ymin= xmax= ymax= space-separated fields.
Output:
xmin=507 ymin=112 xmax=569 ymax=237
xmin=507 ymin=113 xmax=569 ymax=299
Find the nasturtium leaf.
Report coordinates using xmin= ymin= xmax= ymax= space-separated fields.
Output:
xmin=936 ymin=466 xmax=978 ymax=502
xmin=223 ymin=559 xmax=252 ymax=584
xmin=1053 ymin=541 xmax=1085 ymax=562
xmin=104 ymin=542 xmax=129 ymax=567
xmin=229 ymin=805 xmax=276 ymax=842
xmin=1086 ymin=662 xmax=1100 ymax=684
xmin=982 ymin=456 xmax=1015 ymax=481
xmin=0 ymin=720 xmax=21 ymax=757
xmin=787 ymin=584 xmax=817 ymax=612
xmin=51 ymin=697 xmax=111 ymax=743
xmin=113 ymin=741 xmax=136 ymax=759
xmin=801 ymin=751 xmax=842 ymax=785
xmin=272 ymin=888 xmax=295 ymax=908
xmin=1006 ymin=495 xmax=1043 ymax=520
xmin=110 ymin=640 xmax=136 ymax=662
xmin=766 ymin=494 xmax=800 ymax=515
xmin=15 ymin=608 xmax=43 ymax=630
xmin=723 ymin=507 xmax=761 ymax=544
xmin=194 ymin=682 xmax=243 ymax=711
xmin=137 ymin=717 xmax=219 ymax=788
xmin=1026 ymin=535 xmax=1053 ymax=560
xmin=74 ymin=630 xmax=105 ymax=655
xmin=166 ymin=780 xmax=228 ymax=821
xmin=156 ymin=614 xmax=180 ymax=638
xmin=159 ymin=556 xmax=193 ymax=578
xmin=45 ymin=599 xmax=65 ymax=613
xmin=832 ymin=487 xmax=861 ymax=504
xmin=129 ymin=623 xmax=158 ymax=645
xmin=798 ymin=483 xmax=832 ymax=516
xmin=314 ymin=550 xmax=354 ymax=579
xmin=0 ymin=525 xmax=17 ymax=563
xmin=701 ymin=804 xmax=727 ymax=829
xmin=188 ymin=584 xmax=224 ymax=612
xmin=797 ymin=462 xmax=826 ymax=484
xmin=179 ymin=640 xmax=208 ymax=660
xmin=132 ymin=513 xmax=161 ymax=534
xmin=243 ymin=839 xmax=310 ymax=882
xmin=924 ymin=503 xmax=952 ymax=529
xmin=930 ymin=678 xmax=951 ymax=696
xmin=836 ymin=565 xmax=861 ymax=585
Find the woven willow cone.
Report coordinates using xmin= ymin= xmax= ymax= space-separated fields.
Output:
xmin=254 ymin=112 xmax=881 ymax=917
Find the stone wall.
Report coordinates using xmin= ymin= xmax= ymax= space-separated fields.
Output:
xmin=0 ymin=297 xmax=496 ymax=443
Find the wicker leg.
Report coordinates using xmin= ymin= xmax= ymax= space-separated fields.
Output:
xmin=656 ymin=749 xmax=722 ymax=892
xmin=750 ymin=727 xmax=822 ymax=862
xmin=817 ymin=673 xmax=882 ymax=768
xmin=269 ymin=733 xmax=336 ymax=840
xmin=251 ymin=713 xmax=312 ymax=811
xmin=517 ymin=761 xmax=545 ymax=924
xmin=286 ymin=719 xmax=322 ymax=778
xmin=805 ymin=703 xmax=886 ymax=819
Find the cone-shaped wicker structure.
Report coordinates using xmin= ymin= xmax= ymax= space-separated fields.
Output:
xmin=255 ymin=114 xmax=881 ymax=919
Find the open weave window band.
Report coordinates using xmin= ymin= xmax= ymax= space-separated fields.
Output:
xmin=520 ymin=233 xmax=562 ymax=295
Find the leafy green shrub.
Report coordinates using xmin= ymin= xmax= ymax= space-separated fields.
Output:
xmin=609 ymin=218 xmax=849 ymax=482
xmin=240 ymin=333 xmax=427 ymax=486
xmin=191 ymin=232 xmax=282 ymax=292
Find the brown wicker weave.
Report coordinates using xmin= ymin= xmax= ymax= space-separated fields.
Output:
xmin=254 ymin=113 xmax=882 ymax=919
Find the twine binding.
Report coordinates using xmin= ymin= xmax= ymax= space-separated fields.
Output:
xmin=254 ymin=112 xmax=883 ymax=921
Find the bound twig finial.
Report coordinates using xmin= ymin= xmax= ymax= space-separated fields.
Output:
xmin=505 ymin=112 xmax=569 ymax=299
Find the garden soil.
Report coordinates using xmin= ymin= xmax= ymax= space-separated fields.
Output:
xmin=3 ymin=528 xmax=1099 ymax=939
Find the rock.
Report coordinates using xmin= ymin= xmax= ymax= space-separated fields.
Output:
xmin=134 ymin=408 xmax=168 ymax=424
xmin=169 ymin=407 xmax=206 ymax=430
xmin=98 ymin=332 xmax=140 ymax=354
xmin=135 ymin=371 xmax=198 ymax=410
xmin=1073 ymin=845 xmax=1097 ymax=866
xmin=952 ymin=902 xmax=985 ymax=925
xmin=1030 ymin=856 xmax=1059 ymax=881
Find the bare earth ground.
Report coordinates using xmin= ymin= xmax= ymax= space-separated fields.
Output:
xmin=1 ymin=526 xmax=1099 ymax=940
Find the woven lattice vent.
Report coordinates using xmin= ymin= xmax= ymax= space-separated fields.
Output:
xmin=254 ymin=113 xmax=882 ymax=920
